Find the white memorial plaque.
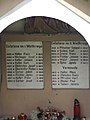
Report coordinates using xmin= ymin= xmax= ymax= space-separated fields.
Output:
xmin=6 ymin=42 xmax=44 ymax=89
xmin=51 ymin=41 xmax=89 ymax=89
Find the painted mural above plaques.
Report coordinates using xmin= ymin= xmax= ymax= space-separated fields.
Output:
xmin=51 ymin=41 xmax=89 ymax=89
xmin=6 ymin=42 xmax=44 ymax=89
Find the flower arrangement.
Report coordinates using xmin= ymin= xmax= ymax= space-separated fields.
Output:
xmin=29 ymin=106 xmax=66 ymax=120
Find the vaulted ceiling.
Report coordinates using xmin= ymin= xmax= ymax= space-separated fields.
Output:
xmin=3 ymin=16 xmax=79 ymax=34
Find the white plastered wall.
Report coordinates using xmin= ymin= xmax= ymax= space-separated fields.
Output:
xmin=0 ymin=0 xmax=90 ymax=45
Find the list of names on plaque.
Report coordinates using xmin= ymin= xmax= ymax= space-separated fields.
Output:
xmin=51 ymin=41 xmax=89 ymax=89
xmin=6 ymin=42 xmax=44 ymax=89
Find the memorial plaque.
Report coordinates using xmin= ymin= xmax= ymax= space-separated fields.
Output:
xmin=6 ymin=42 xmax=44 ymax=89
xmin=51 ymin=41 xmax=89 ymax=89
